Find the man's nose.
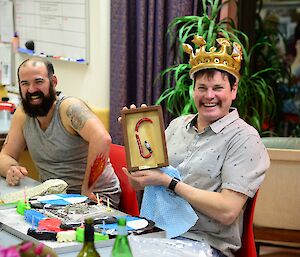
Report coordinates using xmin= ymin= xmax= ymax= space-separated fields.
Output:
xmin=27 ymin=83 xmax=38 ymax=93
xmin=205 ymin=88 xmax=215 ymax=98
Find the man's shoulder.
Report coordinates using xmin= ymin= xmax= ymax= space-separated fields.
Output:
xmin=59 ymin=97 xmax=89 ymax=114
xmin=222 ymin=118 xmax=263 ymax=148
xmin=8 ymin=107 xmax=27 ymax=134
xmin=234 ymin=118 xmax=260 ymax=136
xmin=223 ymin=109 xmax=260 ymax=136
xmin=174 ymin=114 xmax=195 ymax=123
xmin=167 ymin=114 xmax=195 ymax=129
xmin=14 ymin=106 xmax=27 ymax=121
xmin=59 ymin=96 xmax=82 ymax=106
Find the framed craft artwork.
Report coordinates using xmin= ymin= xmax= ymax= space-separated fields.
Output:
xmin=121 ymin=105 xmax=169 ymax=172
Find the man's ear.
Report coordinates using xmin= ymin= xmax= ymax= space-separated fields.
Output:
xmin=232 ymin=80 xmax=239 ymax=100
xmin=51 ymin=75 xmax=58 ymax=87
xmin=234 ymin=80 xmax=239 ymax=88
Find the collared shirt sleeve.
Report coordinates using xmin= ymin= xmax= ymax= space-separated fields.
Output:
xmin=221 ymin=133 xmax=270 ymax=197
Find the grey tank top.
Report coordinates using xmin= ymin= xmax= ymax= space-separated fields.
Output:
xmin=23 ymin=94 xmax=121 ymax=207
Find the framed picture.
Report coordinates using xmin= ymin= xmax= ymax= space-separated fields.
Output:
xmin=121 ymin=105 xmax=169 ymax=172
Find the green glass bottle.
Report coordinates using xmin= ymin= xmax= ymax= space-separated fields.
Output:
xmin=111 ymin=217 xmax=133 ymax=257
xmin=77 ymin=218 xmax=101 ymax=257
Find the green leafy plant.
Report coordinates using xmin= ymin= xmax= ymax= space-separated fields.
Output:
xmin=155 ymin=0 xmax=279 ymax=133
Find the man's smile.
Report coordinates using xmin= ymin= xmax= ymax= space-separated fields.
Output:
xmin=202 ymin=102 xmax=218 ymax=107
xmin=26 ymin=92 xmax=44 ymax=104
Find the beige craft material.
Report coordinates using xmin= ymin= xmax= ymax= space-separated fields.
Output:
xmin=0 ymin=179 xmax=68 ymax=204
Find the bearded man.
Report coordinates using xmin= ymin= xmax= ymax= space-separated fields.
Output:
xmin=0 ymin=57 xmax=121 ymax=208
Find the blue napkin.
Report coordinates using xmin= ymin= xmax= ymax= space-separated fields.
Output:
xmin=140 ymin=166 xmax=198 ymax=238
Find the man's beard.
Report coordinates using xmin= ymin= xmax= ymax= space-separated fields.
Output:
xmin=21 ymin=83 xmax=56 ymax=118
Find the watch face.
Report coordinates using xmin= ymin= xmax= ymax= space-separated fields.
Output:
xmin=168 ymin=178 xmax=180 ymax=191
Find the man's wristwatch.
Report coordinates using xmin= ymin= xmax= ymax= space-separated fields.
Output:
xmin=168 ymin=177 xmax=180 ymax=192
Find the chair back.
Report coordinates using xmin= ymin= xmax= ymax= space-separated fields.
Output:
xmin=109 ymin=144 xmax=140 ymax=216
xmin=234 ymin=193 xmax=258 ymax=257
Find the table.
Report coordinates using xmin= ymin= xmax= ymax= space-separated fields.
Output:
xmin=0 ymin=177 xmax=204 ymax=257
xmin=0 ymin=176 xmax=117 ymax=256
xmin=0 ymin=176 xmax=165 ymax=257
xmin=0 ymin=177 xmax=116 ymax=257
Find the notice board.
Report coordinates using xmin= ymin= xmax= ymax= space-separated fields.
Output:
xmin=14 ymin=0 xmax=89 ymax=63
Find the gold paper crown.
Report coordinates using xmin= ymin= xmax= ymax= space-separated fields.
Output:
xmin=183 ymin=35 xmax=242 ymax=80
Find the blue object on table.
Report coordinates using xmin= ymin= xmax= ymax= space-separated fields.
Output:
xmin=24 ymin=209 xmax=46 ymax=227
xmin=140 ymin=165 xmax=198 ymax=238
xmin=37 ymin=194 xmax=87 ymax=206
xmin=97 ymin=216 xmax=143 ymax=231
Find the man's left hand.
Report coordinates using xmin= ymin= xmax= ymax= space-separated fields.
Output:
xmin=122 ymin=167 xmax=171 ymax=189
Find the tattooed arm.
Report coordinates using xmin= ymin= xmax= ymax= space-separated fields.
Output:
xmin=60 ymin=98 xmax=111 ymax=197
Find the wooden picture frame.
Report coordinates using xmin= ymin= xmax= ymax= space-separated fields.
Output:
xmin=121 ymin=105 xmax=169 ymax=172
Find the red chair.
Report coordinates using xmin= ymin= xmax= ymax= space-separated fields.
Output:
xmin=234 ymin=193 xmax=258 ymax=257
xmin=109 ymin=144 xmax=140 ymax=216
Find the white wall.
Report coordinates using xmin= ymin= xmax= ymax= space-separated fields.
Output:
xmin=14 ymin=0 xmax=110 ymax=109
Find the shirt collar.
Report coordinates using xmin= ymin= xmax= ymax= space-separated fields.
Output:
xmin=185 ymin=108 xmax=239 ymax=133
xmin=185 ymin=114 xmax=198 ymax=130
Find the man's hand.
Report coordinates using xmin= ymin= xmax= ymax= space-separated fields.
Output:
xmin=118 ymin=104 xmax=148 ymax=124
xmin=6 ymin=165 xmax=28 ymax=186
xmin=81 ymin=189 xmax=98 ymax=202
xmin=122 ymin=167 xmax=171 ymax=190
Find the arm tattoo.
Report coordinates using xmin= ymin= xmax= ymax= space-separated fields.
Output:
xmin=66 ymin=103 xmax=93 ymax=131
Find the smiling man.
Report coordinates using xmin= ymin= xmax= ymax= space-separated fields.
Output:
xmin=0 ymin=57 xmax=121 ymax=208
xmin=122 ymin=36 xmax=270 ymax=257
xmin=192 ymin=69 xmax=238 ymax=132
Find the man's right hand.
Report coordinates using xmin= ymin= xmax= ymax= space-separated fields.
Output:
xmin=6 ymin=165 xmax=28 ymax=186
xmin=118 ymin=104 xmax=148 ymax=124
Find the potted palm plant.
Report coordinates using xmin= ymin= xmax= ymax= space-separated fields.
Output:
xmin=155 ymin=0 xmax=282 ymax=133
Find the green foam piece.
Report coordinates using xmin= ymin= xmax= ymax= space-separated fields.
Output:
xmin=16 ymin=200 xmax=31 ymax=215
xmin=94 ymin=232 xmax=109 ymax=241
xmin=76 ymin=227 xmax=109 ymax=242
